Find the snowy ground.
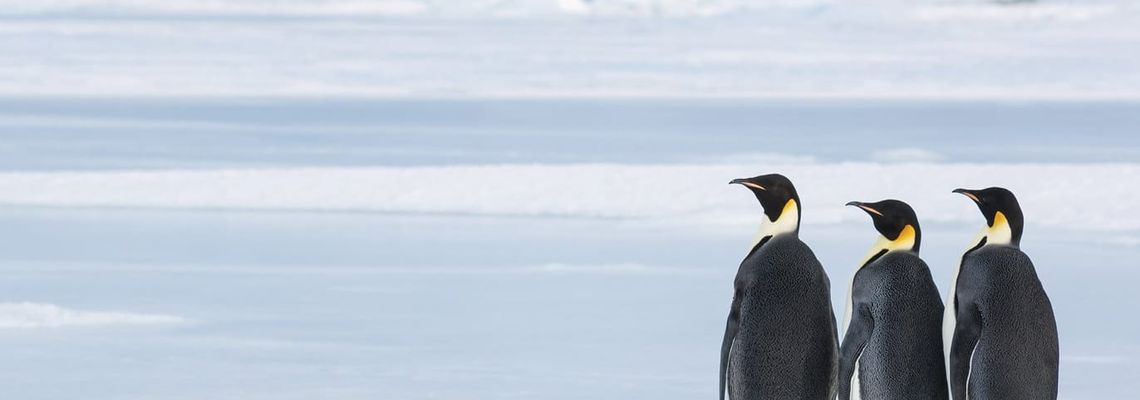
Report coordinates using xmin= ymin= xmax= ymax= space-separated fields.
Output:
xmin=0 ymin=0 xmax=1139 ymax=99
xmin=2 ymin=0 xmax=1139 ymax=398
xmin=0 ymin=99 xmax=1137 ymax=399
xmin=0 ymin=207 xmax=1136 ymax=399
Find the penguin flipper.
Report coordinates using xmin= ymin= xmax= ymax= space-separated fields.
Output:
xmin=828 ymin=308 xmax=840 ymax=400
xmin=838 ymin=304 xmax=873 ymax=400
xmin=720 ymin=290 xmax=741 ymax=400
xmin=949 ymin=302 xmax=982 ymax=400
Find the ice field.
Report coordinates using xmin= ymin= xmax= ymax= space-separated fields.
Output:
xmin=0 ymin=99 xmax=1138 ymax=399
xmin=1 ymin=0 xmax=1140 ymax=99
xmin=2 ymin=0 xmax=1140 ymax=398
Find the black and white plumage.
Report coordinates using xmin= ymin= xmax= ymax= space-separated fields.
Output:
xmin=721 ymin=174 xmax=838 ymax=400
xmin=945 ymin=187 xmax=1058 ymax=400
xmin=839 ymin=200 xmax=947 ymax=400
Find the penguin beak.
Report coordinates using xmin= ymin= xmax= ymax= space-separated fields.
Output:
xmin=729 ymin=178 xmax=766 ymax=191
xmin=845 ymin=201 xmax=883 ymax=217
xmin=953 ymin=188 xmax=981 ymax=203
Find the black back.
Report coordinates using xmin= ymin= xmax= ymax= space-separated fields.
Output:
xmin=725 ymin=234 xmax=838 ymax=400
xmin=949 ymin=245 xmax=1058 ymax=400
xmin=838 ymin=251 xmax=947 ymax=400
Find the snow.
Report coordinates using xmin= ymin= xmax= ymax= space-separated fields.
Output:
xmin=869 ymin=148 xmax=946 ymax=163
xmin=0 ymin=206 xmax=1134 ymax=399
xmin=0 ymin=302 xmax=183 ymax=329
xmin=0 ymin=0 xmax=1137 ymax=98
xmin=0 ymin=0 xmax=1128 ymax=20
xmin=0 ymin=0 xmax=430 ymax=17
xmin=0 ymin=162 xmax=1136 ymax=230
xmin=0 ymin=2 xmax=1136 ymax=396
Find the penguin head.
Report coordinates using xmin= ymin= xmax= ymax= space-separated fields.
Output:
xmin=846 ymin=200 xmax=921 ymax=266
xmin=730 ymin=173 xmax=801 ymax=235
xmin=846 ymin=199 xmax=922 ymax=254
xmin=953 ymin=187 xmax=1024 ymax=247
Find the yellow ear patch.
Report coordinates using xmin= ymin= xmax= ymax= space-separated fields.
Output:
xmin=895 ymin=224 xmax=917 ymax=247
xmin=991 ymin=211 xmax=1007 ymax=230
xmin=857 ymin=224 xmax=917 ymax=268
xmin=985 ymin=211 xmax=1013 ymax=246
xmin=749 ymin=198 xmax=800 ymax=250
xmin=779 ymin=199 xmax=797 ymax=221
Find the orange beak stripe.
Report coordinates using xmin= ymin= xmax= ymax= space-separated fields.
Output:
xmin=961 ymin=192 xmax=980 ymax=203
xmin=858 ymin=205 xmax=883 ymax=217
xmin=740 ymin=182 xmax=766 ymax=191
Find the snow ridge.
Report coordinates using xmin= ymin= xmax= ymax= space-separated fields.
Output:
xmin=0 ymin=162 xmax=1136 ymax=231
xmin=0 ymin=302 xmax=183 ymax=329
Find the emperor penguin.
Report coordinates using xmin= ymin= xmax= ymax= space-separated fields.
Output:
xmin=943 ymin=187 xmax=1058 ymax=400
xmin=721 ymin=174 xmax=838 ymax=400
xmin=839 ymin=200 xmax=947 ymax=400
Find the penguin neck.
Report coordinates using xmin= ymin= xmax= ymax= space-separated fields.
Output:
xmin=969 ymin=211 xmax=1015 ymax=249
xmin=857 ymin=224 xmax=918 ymax=268
xmin=843 ymin=223 xmax=917 ymax=339
xmin=750 ymin=199 xmax=799 ymax=249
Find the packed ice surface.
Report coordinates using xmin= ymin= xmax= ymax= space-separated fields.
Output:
xmin=0 ymin=302 xmax=183 ymax=329
xmin=0 ymin=2 xmax=1135 ymax=398
xmin=0 ymin=0 xmax=1138 ymax=98
xmin=3 ymin=98 xmax=1138 ymax=168
xmin=0 ymin=162 xmax=1138 ymax=231
xmin=0 ymin=208 xmax=1136 ymax=399
xmin=0 ymin=98 xmax=1137 ymax=399
xmin=1 ymin=1 xmax=1138 ymax=396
